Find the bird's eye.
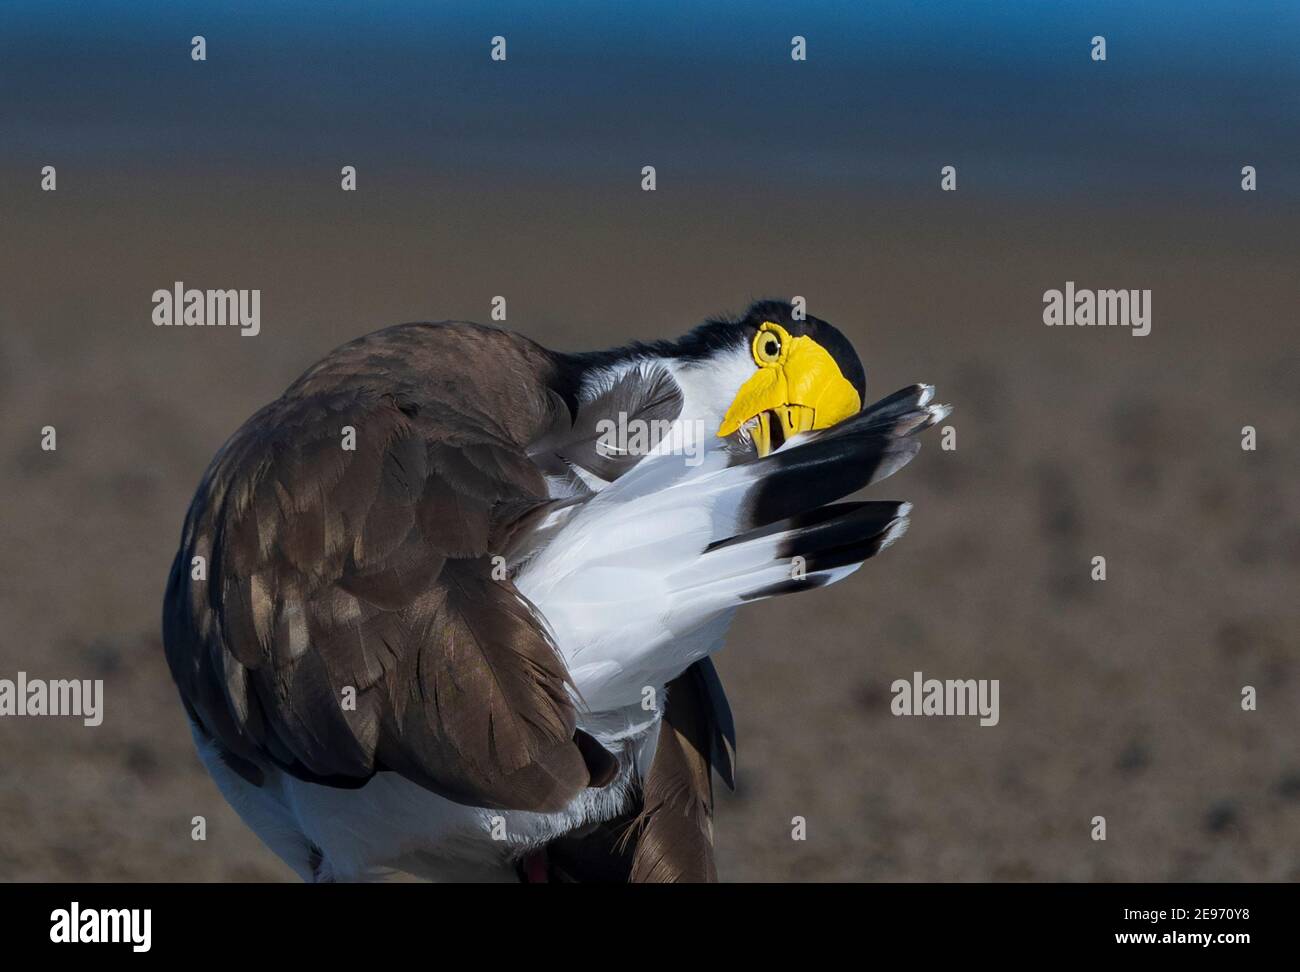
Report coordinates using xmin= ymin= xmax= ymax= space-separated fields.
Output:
xmin=754 ymin=331 xmax=782 ymax=364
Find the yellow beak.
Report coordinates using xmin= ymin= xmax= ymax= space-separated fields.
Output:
xmin=717 ymin=327 xmax=862 ymax=456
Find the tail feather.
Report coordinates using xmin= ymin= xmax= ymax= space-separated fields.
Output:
xmin=731 ymin=383 xmax=946 ymax=533
xmin=677 ymin=500 xmax=910 ymax=590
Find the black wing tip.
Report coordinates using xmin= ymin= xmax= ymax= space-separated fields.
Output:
xmin=736 ymin=384 xmax=947 ymax=530
xmin=739 ymin=574 xmax=831 ymax=601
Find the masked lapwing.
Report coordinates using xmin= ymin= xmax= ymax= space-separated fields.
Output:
xmin=163 ymin=299 xmax=949 ymax=882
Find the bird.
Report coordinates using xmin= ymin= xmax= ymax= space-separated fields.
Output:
xmin=162 ymin=299 xmax=949 ymax=882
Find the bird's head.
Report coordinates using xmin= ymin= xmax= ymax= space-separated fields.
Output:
xmin=679 ymin=300 xmax=866 ymax=457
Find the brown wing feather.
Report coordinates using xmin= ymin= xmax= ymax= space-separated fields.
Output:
xmin=163 ymin=322 xmax=601 ymax=811
xmin=627 ymin=662 xmax=730 ymax=883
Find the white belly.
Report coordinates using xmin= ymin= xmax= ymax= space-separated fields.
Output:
xmin=193 ymin=713 xmax=657 ymax=882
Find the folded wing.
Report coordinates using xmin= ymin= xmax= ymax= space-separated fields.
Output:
xmin=164 ymin=383 xmax=601 ymax=812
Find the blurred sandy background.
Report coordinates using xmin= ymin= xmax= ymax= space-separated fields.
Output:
xmin=1 ymin=1 xmax=1297 ymax=881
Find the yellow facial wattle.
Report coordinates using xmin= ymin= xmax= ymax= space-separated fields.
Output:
xmin=717 ymin=321 xmax=862 ymax=456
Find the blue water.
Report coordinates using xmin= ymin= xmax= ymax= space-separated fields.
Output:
xmin=3 ymin=1 xmax=1297 ymax=196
